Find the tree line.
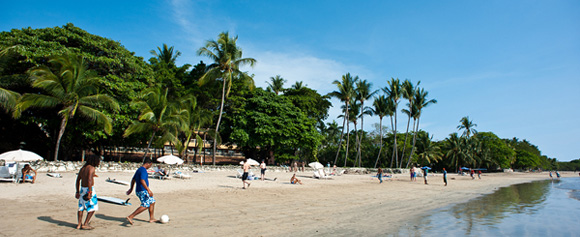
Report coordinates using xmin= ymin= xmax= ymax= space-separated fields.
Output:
xmin=0 ymin=24 xmax=563 ymax=170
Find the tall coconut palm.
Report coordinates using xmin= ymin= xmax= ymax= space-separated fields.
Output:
xmin=124 ymin=87 xmax=185 ymax=158
xmin=371 ymin=95 xmax=392 ymax=168
xmin=406 ymin=88 xmax=437 ymax=168
xmin=328 ymin=73 xmax=357 ymax=166
xmin=354 ymin=79 xmax=377 ymax=167
xmin=415 ymin=132 xmax=442 ymax=165
xmin=445 ymin=133 xmax=465 ymax=171
xmin=150 ymin=43 xmax=181 ymax=66
xmin=0 ymin=45 xmax=22 ymax=114
xmin=345 ymin=100 xmax=361 ymax=167
xmin=197 ymin=32 xmax=256 ymax=165
xmin=383 ymin=78 xmax=401 ymax=167
xmin=399 ymin=79 xmax=419 ymax=167
xmin=15 ymin=53 xmax=119 ymax=161
xmin=458 ymin=116 xmax=477 ymax=137
xmin=266 ymin=75 xmax=286 ymax=95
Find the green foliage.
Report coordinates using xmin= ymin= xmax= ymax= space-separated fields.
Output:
xmin=557 ymin=159 xmax=580 ymax=171
xmin=475 ymin=132 xmax=515 ymax=169
xmin=229 ymin=88 xmax=322 ymax=163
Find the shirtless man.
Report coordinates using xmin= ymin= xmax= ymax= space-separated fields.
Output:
xmin=290 ymin=173 xmax=303 ymax=185
xmin=75 ymin=156 xmax=100 ymax=230
xmin=21 ymin=164 xmax=37 ymax=183
xmin=260 ymin=160 xmax=266 ymax=181
xmin=242 ymin=158 xmax=251 ymax=189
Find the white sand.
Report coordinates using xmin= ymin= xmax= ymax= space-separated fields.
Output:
xmin=0 ymin=169 xmax=568 ymax=236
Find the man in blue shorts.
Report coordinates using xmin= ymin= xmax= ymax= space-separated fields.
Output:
xmin=126 ymin=157 xmax=157 ymax=224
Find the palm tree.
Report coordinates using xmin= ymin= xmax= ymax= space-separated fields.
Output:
xmin=266 ymin=75 xmax=286 ymax=95
xmin=371 ymin=95 xmax=392 ymax=168
xmin=197 ymin=32 xmax=256 ymax=165
xmin=415 ymin=132 xmax=442 ymax=165
xmin=406 ymin=88 xmax=437 ymax=168
xmin=354 ymin=79 xmax=377 ymax=167
xmin=383 ymin=78 xmax=401 ymax=167
xmin=292 ymin=81 xmax=306 ymax=90
xmin=445 ymin=133 xmax=465 ymax=172
xmin=345 ymin=100 xmax=361 ymax=167
xmin=150 ymin=44 xmax=181 ymax=66
xmin=0 ymin=45 xmax=22 ymax=113
xmin=124 ymin=87 xmax=185 ymax=159
xmin=458 ymin=116 xmax=477 ymax=137
xmin=399 ymin=79 xmax=419 ymax=167
xmin=328 ymin=73 xmax=357 ymax=166
xmin=15 ymin=53 xmax=119 ymax=161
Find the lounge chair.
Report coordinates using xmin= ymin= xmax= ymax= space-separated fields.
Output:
xmin=313 ymin=169 xmax=331 ymax=179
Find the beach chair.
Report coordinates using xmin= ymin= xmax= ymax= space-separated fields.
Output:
xmin=0 ymin=166 xmax=15 ymax=182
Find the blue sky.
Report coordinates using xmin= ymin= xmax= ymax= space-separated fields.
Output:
xmin=2 ymin=0 xmax=579 ymax=161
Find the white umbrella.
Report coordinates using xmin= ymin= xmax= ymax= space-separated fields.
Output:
xmin=308 ymin=162 xmax=324 ymax=170
xmin=240 ymin=158 xmax=259 ymax=166
xmin=0 ymin=149 xmax=44 ymax=162
xmin=157 ymin=155 xmax=184 ymax=165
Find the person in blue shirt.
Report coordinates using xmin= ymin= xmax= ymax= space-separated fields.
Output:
xmin=126 ymin=158 xmax=157 ymax=224
xmin=443 ymin=168 xmax=447 ymax=186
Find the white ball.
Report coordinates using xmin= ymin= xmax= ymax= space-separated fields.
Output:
xmin=160 ymin=214 xmax=169 ymax=223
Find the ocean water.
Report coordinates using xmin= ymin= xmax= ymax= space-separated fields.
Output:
xmin=399 ymin=177 xmax=580 ymax=236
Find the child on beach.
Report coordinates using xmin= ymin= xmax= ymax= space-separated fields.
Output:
xmin=377 ymin=168 xmax=383 ymax=184
xmin=75 ymin=156 xmax=100 ymax=230
xmin=556 ymin=171 xmax=560 ymax=179
xmin=549 ymin=171 xmax=553 ymax=179
xmin=478 ymin=170 xmax=482 ymax=179
xmin=126 ymin=158 xmax=157 ymax=224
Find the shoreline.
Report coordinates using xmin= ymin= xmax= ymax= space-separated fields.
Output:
xmin=0 ymin=170 xmax=573 ymax=236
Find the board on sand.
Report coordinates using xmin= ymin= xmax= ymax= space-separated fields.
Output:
xmin=106 ymin=177 xmax=130 ymax=186
xmin=47 ymin=173 xmax=62 ymax=178
xmin=97 ymin=196 xmax=132 ymax=206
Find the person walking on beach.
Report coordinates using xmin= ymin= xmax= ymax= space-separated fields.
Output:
xmin=556 ymin=171 xmax=561 ymax=179
xmin=377 ymin=167 xmax=383 ymax=184
xmin=470 ymin=169 xmax=475 ymax=180
xmin=549 ymin=171 xmax=553 ymax=179
xmin=443 ymin=168 xmax=448 ymax=186
xmin=126 ymin=158 xmax=157 ymax=225
xmin=423 ymin=168 xmax=428 ymax=185
xmin=478 ymin=170 xmax=482 ymax=179
xmin=241 ymin=158 xmax=251 ymax=189
xmin=260 ymin=160 xmax=267 ymax=181
xmin=410 ymin=167 xmax=414 ymax=182
xmin=75 ymin=156 xmax=100 ymax=230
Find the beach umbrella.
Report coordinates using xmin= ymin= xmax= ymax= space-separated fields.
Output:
xmin=421 ymin=166 xmax=432 ymax=170
xmin=157 ymin=155 xmax=184 ymax=165
xmin=308 ymin=162 xmax=324 ymax=169
xmin=240 ymin=158 xmax=259 ymax=166
xmin=461 ymin=167 xmax=470 ymax=171
xmin=0 ymin=149 xmax=44 ymax=162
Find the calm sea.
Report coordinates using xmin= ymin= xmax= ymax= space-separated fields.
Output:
xmin=399 ymin=177 xmax=580 ymax=236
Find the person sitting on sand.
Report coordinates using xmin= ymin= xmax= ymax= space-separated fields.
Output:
xmin=290 ymin=174 xmax=302 ymax=185
xmin=155 ymin=165 xmax=168 ymax=178
xmin=21 ymin=164 xmax=36 ymax=184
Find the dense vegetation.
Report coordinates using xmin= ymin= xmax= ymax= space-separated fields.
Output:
xmin=0 ymin=24 xmax=566 ymax=170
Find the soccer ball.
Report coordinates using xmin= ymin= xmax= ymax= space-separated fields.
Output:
xmin=160 ymin=214 xmax=170 ymax=224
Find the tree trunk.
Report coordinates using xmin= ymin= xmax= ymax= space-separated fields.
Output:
xmin=393 ymin=108 xmax=398 ymax=168
xmin=406 ymin=117 xmax=420 ymax=168
xmin=358 ymin=101 xmax=365 ymax=167
xmin=343 ymin=105 xmax=350 ymax=167
xmin=353 ymin=121 xmax=359 ymax=167
xmin=400 ymin=113 xmax=412 ymax=168
xmin=374 ymin=117 xmax=383 ymax=168
xmin=213 ymin=76 xmax=228 ymax=166
xmin=54 ymin=117 xmax=69 ymax=161
xmin=333 ymin=110 xmax=347 ymax=166
xmin=389 ymin=116 xmax=395 ymax=168
xmin=142 ymin=130 xmax=157 ymax=159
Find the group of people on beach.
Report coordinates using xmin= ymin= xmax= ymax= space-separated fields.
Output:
xmin=75 ymin=156 xmax=158 ymax=230
xmin=240 ymin=158 xmax=300 ymax=189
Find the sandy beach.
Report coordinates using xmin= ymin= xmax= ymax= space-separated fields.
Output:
xmin=0 ymin=168 xmax=569 ymax=236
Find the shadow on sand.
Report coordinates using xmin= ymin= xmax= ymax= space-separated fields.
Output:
xmin=37 ymin=216 xmax=77 ymax=229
